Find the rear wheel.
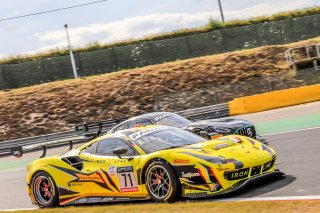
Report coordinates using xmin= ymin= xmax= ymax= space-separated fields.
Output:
xmin=145 ymin=161 xmax=180 ymax=203
xmin=31 ymin=171 xmax=59 ymax=208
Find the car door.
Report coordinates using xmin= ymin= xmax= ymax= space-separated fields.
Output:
xmin=79 ymin=137 xmax=145 ymax=197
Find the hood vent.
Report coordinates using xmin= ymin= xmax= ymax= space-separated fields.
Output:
xmin=62 ymin=156 xmax=83 ymax=171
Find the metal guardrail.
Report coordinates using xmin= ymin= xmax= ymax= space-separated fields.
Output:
xmin=0 ymin=103 xmax=229 ymax=158
xmin=285 ymin=44 xmax=320 ymax=71
xmin=177 ymin=103 xmax=229 ymax=121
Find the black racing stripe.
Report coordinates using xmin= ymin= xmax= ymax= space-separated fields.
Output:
xmin=199 ymin=163 xmax=217 ymax=183
xmin=261 ymin=143 xmax=274 ymax=156
xmin=180 ymin=152 xmax=226 ymax=164
xmin=80 ymin=158 xmax=93 ymax=162
xmin=181 ymin=152 xmax=244 ymax=169
xmin=70 ymin=177 xmax=113 ymax=191
xmin=182 ymin=183 xmax=209 ymax=191
xmin=95 ymin=181 xmax=113 ymax=190
xmin=136 ymin=169 xmax=142 ymax=185
xmin=50 ymin=164 xmax=81 ymax=178
xmin=225 ymin=158 xmax=244 ymax=169
xmin=102 ymin=169 xmax=120 ymax=193
xmin=58 ymin=187 xmax=80 ymax=196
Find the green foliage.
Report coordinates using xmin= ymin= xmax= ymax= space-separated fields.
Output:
xmin=207 ymin=18 xmax=224 ymax=30
xmin=1 ymin=6 xmax=320 ymax=65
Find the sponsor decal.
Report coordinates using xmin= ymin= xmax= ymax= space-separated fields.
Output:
xmin=224 ymin=168 xmax=250 ymax=180
xmin=75 ymin=173 xmax=104 ymax=182
xmin=67 ymin=182 xmax=84 ymax=187
xmin=102 ymin=197 xmax=114 ymax=201
xmin=154 ymin=113 xmax=171 ymax=122
xmin=117 ymin=166 xmax=139 ymax=192
xmin=174 ymin=159 xmax=190 ymax=164
xmin=121 ymin=187 xmax=139 ymax=192
xmin=115 ymin=197 xmax=131 ymax=200
xmin=117 ymin=166 xmax=134 ymax=173
xmin=94 ymin=159 xmax=128 ymax=164
xmin=108 ymin=165 xmax=117 ymax=175
xmin=181 ymin=172 xmax=201 ymax=178
xmin=128 ymin=126 xmax=168 ymax=140
xmin=77 ymin=198 xmax=88 ymax=204
xmin=95 ymin=160 xmax=107 ymax=163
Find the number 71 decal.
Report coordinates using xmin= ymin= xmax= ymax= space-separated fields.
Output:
xmin=117 ymin=166 xmax=138 ymax=192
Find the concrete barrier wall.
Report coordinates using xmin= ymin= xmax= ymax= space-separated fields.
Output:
xmin=2 ymin=14 xmax=320 ymax=90
xmin=229 ymin=84 xmax=320 ymax=115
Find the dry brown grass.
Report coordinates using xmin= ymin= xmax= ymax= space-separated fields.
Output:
xmin=7 ymin=200 xmax=320 ymax=213
xmin=1 ymin=37 xmax=320 ymax=141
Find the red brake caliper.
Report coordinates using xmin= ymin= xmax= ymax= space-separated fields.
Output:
xmin=42 ymin=182 xmax=51 ymax=197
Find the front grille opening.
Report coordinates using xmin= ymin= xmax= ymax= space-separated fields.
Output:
xmin=235 ymin=126 xmax=256 ymax=138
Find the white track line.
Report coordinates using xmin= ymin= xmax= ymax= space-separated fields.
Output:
xmin=1 ymin=196 xmax=320 ymax=211
xmin=1 ymin=208 xmax=37 ymax=212
xmin=212 ymin=195 xmax=320 ymax=202
xmin=262 ymin=126 xmax=320 ymax=136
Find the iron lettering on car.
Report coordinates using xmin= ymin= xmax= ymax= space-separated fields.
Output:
xmin=224 ymin=168 xmax=250 ymax=180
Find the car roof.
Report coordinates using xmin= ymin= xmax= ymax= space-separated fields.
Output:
xmin=127 ymin=112 xmax=176 ymax=120
xmin=109 ymin=112 xmax=176 ymax=131
xmin=104 ymin=125 xmax=173 ymax=139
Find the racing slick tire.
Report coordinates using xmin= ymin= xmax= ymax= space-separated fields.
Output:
xmin=145 ymin=161 xmax=180 ymax=203
xmin=31 ymin=171 xmax=59 ymax=208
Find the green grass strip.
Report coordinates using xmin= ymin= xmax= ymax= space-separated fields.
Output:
xmin=256 ymin=113 xmax=320 ymax=135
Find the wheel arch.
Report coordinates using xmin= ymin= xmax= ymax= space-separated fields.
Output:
xmin=29 ymin=170 xmax=60 ymax=207
xmin=140 ymin=157 xmax=180 ymax=185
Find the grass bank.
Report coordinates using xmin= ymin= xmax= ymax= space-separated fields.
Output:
xmin=0 ymin=37 xmax=319 ymax=141
xmin=7 ymin=200 xmax=320 ymax=213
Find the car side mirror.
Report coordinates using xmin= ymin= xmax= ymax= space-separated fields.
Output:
xmin=113 ymin=147 xmax=128 ymax=158
xmin=199 ymin=131 xmax=210 ymax=139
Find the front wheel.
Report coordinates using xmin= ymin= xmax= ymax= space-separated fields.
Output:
xmin=145 ymin=161 xmax=180 ymax=203
xmin=31 ymin=171 xmax=59 ymax=208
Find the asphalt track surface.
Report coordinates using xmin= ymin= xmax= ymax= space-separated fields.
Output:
xmin=0 ymin=102 xmax=319 ymax=210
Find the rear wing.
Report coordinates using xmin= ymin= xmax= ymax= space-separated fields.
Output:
xmin=74 ymin=117 xmax=128 ymax=137
xmin=9 ymin=135 xmax=91 ymax=158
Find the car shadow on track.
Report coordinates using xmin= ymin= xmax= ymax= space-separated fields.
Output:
xmin=196 ymin=172 xmax=297 ymax=201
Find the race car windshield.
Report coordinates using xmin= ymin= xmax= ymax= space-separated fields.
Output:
xmin=154 ymin=113 xmax=191 ymax=128
xmin=131 ymin=127 xmax=206 ymax=154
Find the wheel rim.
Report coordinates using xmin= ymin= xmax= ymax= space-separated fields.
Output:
xmin=34 ymin=176 xmax=54 ymax=205
xmin=147 ymin=165 xmax=171 ymax=199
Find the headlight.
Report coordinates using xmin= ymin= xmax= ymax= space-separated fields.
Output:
xmin=212 ymin=127 xmax=232 ymax=133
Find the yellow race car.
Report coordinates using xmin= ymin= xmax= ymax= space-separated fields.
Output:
xmin=26 ymin=125 xmax=279 ymax=208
